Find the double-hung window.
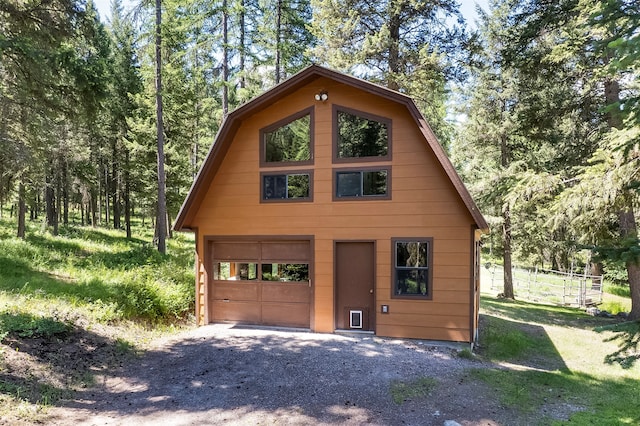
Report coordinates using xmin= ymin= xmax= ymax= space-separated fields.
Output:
xmin=392 ymin=238 xmax=433 ymax=299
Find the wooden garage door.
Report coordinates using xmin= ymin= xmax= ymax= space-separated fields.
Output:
xmin=209 ymin=239 xmax=311 ymax=328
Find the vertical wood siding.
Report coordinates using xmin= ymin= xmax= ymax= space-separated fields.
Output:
xmin=192 ymin=77 xmax=475 ymax=342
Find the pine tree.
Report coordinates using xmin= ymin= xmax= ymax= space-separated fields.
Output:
xmin=511 ymin=0 xmax=640 ymax=319
xmin=310 ymin=0 xmax=464 ymax=144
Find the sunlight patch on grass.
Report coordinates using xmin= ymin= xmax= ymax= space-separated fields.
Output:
xmin=478 ymin=295 xmax=640 ymax=424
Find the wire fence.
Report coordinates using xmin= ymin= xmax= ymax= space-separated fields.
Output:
xmin=483 ymin=264 xmax=604 ymax=308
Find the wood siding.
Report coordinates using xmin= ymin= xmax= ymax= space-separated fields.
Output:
xmin=191 ymin=77 xmax=476 ymax=342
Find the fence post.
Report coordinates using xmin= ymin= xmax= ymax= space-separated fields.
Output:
xmin=491 ymin=264 xmax=501 ymax=292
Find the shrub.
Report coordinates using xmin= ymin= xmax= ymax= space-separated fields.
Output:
xmin=0 ymin=312 xmax=72 ymax=340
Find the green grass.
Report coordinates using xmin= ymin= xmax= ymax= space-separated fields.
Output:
xmin=599 ymin=300 xmax=629 ymax=315
xmin=0 ymin=216 xmax=195 ymax=325
xmin=0 ymin=312 xmax=72 ymax=339
xmin=482 ymin=262 xmax=629 ymax=309
xmin=604 ymin=283 xmax=631 ymax=298
xmin=476 ymin=295 xmax=640 ymax=424
xmin=390 ymin=377 xmax=438 ymax=404
xmin=0 ymin=214 xmax=196 ymax=422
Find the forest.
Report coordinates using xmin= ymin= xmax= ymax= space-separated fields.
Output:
xmin=0 ymin=0 xmax=638 ymax=319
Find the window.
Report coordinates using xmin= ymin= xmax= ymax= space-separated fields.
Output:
xmin=334 ymin=106 xmax=391 ymax=162
xmin=335 ymin=168 xmax=390 ymax=200
xmin=214 ymin=262 xmax=310 ymax=283
xmin=211 ymin=240 xmax=311 ymax=284
xmin=262 ymin=171 xmax=312 ymax=202
xmin=261 ymin=108 xmax=314 ymax=166
xmin=261 ymin=263 xmax=309 ymax=282
xmin=214 ymin=262 xmax=258 ymax=281
xmin=392 ymin=239 xmax=433 ymax=299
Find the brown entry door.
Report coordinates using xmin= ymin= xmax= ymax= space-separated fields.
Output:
xmin=335 ymin=242 xmax=375 ymax=331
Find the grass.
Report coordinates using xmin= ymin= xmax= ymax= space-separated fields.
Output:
xmin=390 ymin=377 xmax=438 ymax=404
xmin=604 ymin=283 xmax=631 ymax=298
xmin=1 ymin=212 xmax=638 ymax=424
xmin=0 ymin=216 xmax=195 ymax=325
xmin=0 ymin=312 xmax=72 ymax=339
xmin=476 ymin=295 xmax=640 ymax=424
xmin=482 ymin=262 xmax=633 ymax=312
xmin=0 ymin=214 xmax=196 ymax=422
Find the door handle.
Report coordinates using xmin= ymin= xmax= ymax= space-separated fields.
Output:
xmin=370 ymin=289 xmax=374 ymax=294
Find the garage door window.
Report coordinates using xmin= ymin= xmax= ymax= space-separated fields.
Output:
xmin=214 ymin=262 xmax=310 ymax=283
xmin=214 ymin=262 xmax=258 ymax=281
xmin=261 ymin=263 xmax=309 ymax=282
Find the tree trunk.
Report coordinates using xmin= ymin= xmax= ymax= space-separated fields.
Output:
xmin=17 ymin=181 xmax=26 ymax=239
xmin=387 ymin=7 xmax=401 ymax=91
xmin=591 ymin=261 xmax=604 ymax=277
xmin=155 ymin=0 xmax=167 ymax=254
xmin=91 ymin=188 xmax=97 ymax=227
xmin=275 ymin=0 xmax=282 ymax=84
xmin=45 ymin=173 xmax=58 ymax=235
xmin=222 ymin=0 xmax=229 ymax=116
xmin=605 ymin=77 xmax=639 ymax=319
xmin=104 ymin=163 xmax=110 ymax=225
xmin=618 ymin=209 xmax=640 ymax=320
xmin=502 ymin=204 xmax=515 ymax=299
xmin=125 ymin=148 xmax=131 ymax=239
xmin=0 ymin=180 xmax=4 ymax=220
xmin=56 ymin=159 xmax=62 ymax=230
xmin=112 ymin=139 xmax=120 ymax=230
xmin=62 ymin=158 xmax=69 ymax=226
xmin=499 ymin=105 xmax=514 ymax=298
xmin=239 ymin=0 xmax=246 ymax=89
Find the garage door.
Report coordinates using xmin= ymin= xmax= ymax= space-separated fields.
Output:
xmin=209 ymin=239 xmax=311 ymax=328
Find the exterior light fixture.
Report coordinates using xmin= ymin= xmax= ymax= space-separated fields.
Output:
xmin=314 ymin=91 xmax=328 ymax=102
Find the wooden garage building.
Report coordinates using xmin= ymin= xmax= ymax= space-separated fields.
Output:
xmin=174 ymin=65 xmax=488 ymax=344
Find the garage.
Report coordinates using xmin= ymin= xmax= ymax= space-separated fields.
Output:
xmin=208 ymin=238 xmax=312 ymax=328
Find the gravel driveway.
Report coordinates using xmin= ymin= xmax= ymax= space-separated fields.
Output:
xmin=47 ymin=324 xmax=508 ymax=425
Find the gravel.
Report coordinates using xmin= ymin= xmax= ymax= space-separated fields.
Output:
xmin=46 ymin=324 xmax=511 ymax=425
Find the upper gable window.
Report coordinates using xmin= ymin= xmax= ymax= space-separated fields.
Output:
xmin=334 ymin=106 xmax=391 ymax=162
xmin=261 ymin=108 xmax=314 ymax=166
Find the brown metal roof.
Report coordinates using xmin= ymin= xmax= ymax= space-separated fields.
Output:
xmin=173 ymin=64 xmax=489 ymax=232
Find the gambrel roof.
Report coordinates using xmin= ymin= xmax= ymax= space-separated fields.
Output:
xmin=173 ymin=65 xmax=488 ymax=231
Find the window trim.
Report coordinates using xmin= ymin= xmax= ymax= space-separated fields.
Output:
xmin=332 ymin=105 xmax=392 ymax=164
xmin=260 ymin=107 xmax=315 ymax=167
xmin=260 ymin=170 xmax=314 ymax=203
xmin=333 ymin=166 xmax=391 ymax=201
xmin=391 ymin=238 xmax=434 ymax=300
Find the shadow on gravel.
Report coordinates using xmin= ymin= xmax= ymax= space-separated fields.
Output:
xmin=49 ymin=326 xmax=504 ymax=425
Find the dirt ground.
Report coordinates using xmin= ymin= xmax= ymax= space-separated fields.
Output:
xmin=3 ymin=324 xmax=574 ymax=425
